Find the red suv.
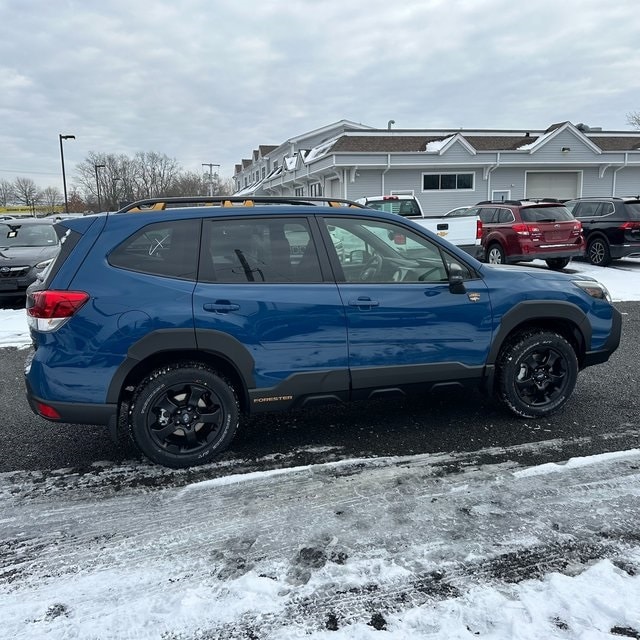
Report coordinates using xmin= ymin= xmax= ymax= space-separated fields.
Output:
xmin=469 ymin=200 xmax=585 ymax=270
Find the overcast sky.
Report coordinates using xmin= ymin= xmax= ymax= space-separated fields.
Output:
xmin=2 ymin=0 xmax=640 ymax=190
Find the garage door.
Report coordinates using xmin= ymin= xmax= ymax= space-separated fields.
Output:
xmin=526 ymin=172 xmax=579 ymax=200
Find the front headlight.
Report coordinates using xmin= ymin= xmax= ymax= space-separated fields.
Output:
xmin=35 ymin=258 xmax=54 ymax=270
xmin=573 ymin=279 xmax=612 ymax=302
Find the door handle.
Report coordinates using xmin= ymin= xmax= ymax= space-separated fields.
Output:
xmin=203 ymin=301 xmax=240 ymax=313
xmin=348 ymin=297 xmax=380 ymax=309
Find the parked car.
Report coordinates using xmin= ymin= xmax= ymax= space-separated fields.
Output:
xmin=0 ymin=219 xmax=59 ymax=303
xmin=355 ymin=194 xmax=484 ymax=259
xmin=563 ymin=196 xmax=640 ymax=266
xmin=468 ymin=200 xmax=585 ymax=270
xmin=25 ymin=196 xmax=620 ymax=468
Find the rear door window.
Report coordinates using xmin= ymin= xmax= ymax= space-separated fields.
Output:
xmin=199 ymin=218 xmax=323 ymax=283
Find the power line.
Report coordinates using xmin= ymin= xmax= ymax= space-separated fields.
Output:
xmin=0 ymin=168 xmax=61 ymax=177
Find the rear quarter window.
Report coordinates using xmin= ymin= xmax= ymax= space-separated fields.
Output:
xmin=109 ymin=219 xmax=200 ymax=280
xmin=624 ymin=202 xmax=640 ymax=219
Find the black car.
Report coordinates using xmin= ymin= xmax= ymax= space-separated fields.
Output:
xmin=564 ymin=196 xmax=640 ymax=266
xmin=0 ymin=218 xmax=60 ymax=304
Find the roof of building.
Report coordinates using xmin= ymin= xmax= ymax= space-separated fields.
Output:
xmin=234 ymin=122 xmax=640 ymax=175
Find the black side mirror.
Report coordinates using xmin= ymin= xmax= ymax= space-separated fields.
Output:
xmin=448 ymin=263 xmax=466 ymax=294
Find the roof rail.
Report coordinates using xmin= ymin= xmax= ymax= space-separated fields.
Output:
xmin=117 ymin=196 xmax=365 ymax=213
xmin=476 ymin=200 xmax=523 ymax=206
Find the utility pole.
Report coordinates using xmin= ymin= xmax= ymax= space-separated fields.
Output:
xmin=202 ymin=163 xmax=220 ymax=196
xmin=59 ymin=134 xmax=75 ymax=213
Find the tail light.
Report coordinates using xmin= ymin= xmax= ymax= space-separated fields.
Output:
xmin=620 ymin=221 xmax=640 ymax=230
xmin=512 ymin=223 xmax=544 ymax=238
xmin=27 ymin=290 xmax=89 ymax=332
xmin=572 ymin=220 xmax=583 ymax=236
xmin=476 ymin=219 xmax=483 ymax=240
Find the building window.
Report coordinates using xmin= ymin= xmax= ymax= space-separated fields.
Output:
xmin=294 ymin=187 xmax=304 ymax=196
xmin=309 ymin=183 xmax=322 ymax=197
xmin=422 ymin=173 xmax=474 ymax=191
xmin=262 ymin=167 xmax=266 ymax=179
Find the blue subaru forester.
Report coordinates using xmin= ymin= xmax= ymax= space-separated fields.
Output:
xmin=24 ymin=196 xmax=621 ymax=468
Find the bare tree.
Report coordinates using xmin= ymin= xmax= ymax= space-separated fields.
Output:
xmin=0 ymin=178 xmax=14 ymax=207
xmin=218 ymin=177 xmax=235 ymax=196
xmin=166 ymin=171 xmax=208 ymax=197
xmin=135 ymin=151 xmax=180 ymax=198
xmin=41 ymin=186 xmax=62 ymax=213
xmin=13 ymin=177 xmax=40 ymax=214
xmin=627 ymin=111 xmax=640 ymax=129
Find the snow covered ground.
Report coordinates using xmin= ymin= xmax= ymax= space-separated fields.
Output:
xmin=1 ymin=258 xmax=639 ymax=639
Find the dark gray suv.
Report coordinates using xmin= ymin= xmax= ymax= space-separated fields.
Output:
xmin=564 ymin=197 xmax=640 ymax=266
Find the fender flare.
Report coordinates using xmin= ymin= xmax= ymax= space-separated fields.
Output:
xmin=106 ymin=328 xmax=255 ymax=403
xmin=486 ymin=300 xmax=590 ymax=366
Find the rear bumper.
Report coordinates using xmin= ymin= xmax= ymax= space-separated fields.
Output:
xmin=507 ymin=248 xmax=584 ymax=262
xmin=25 ymin=377 xmax=118 ymax=428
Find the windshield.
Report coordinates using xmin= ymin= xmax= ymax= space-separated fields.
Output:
xmin=0 ymin=223 xmax=59 ymax=248
xmin=520 ymin=206 xmax=574 ymax=223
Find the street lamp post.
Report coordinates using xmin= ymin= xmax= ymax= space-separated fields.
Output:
xmin=59 ymin=134 xmax=75 ymax=213
xmin=94 ymin=163 xmax=106 ymax=212
xmin=112 ymin=176 xmax=120 ymax=211
xmin=202 ymin=163 xmax=220 ymax=196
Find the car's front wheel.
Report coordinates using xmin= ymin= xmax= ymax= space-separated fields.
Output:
xmin=496 ymin=330 xmax=578 ymax=418
xmin=129 ymin=362 xmax=239 ymax=468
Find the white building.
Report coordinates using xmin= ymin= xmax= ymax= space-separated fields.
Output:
xmin=233 ymin=120 xmax=640 ymax=214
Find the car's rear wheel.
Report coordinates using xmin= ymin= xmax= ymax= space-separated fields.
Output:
xmin=496 ymin=330 xmax=578 ymax=418
xmin=587 ymin=237 xmax=611 ymax=266
xmin=129 ymin=362 xmax=239 ymax=468
xmin=487 ymin=243 xmax=506 ymax=264
xmin=545 ymin=257 xmax=571 ymax=270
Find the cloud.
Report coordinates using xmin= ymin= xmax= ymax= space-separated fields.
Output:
xmin=1 ymin=0 xmax=639 ymax=189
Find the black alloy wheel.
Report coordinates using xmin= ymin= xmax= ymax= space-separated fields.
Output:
xmin=497 ymin=330 xmax=578 ymax=418
xmin=130 ymin=363 xmax=239 ymax=468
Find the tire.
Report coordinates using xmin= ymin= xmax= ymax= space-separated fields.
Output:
xmin=129 ymin=362 xmax=239 ymax=468
xmin=496 ymin=330 xmax=578 ymax=418
xmin=487 ymin=243 xmax=506 ymax=264
xmin=545 ymin=257 xmax=571 ymax=270
xmin=587 ymin=237 xmax=611 ymax=266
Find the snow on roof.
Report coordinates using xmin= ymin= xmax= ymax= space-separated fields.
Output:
xmin=303 ymin=135 xmax=341 ymax=163
xmin=517 ymin=127 xmax=557 ymax=151
xmin=424 ymin=135 xmax=455 ymax=152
